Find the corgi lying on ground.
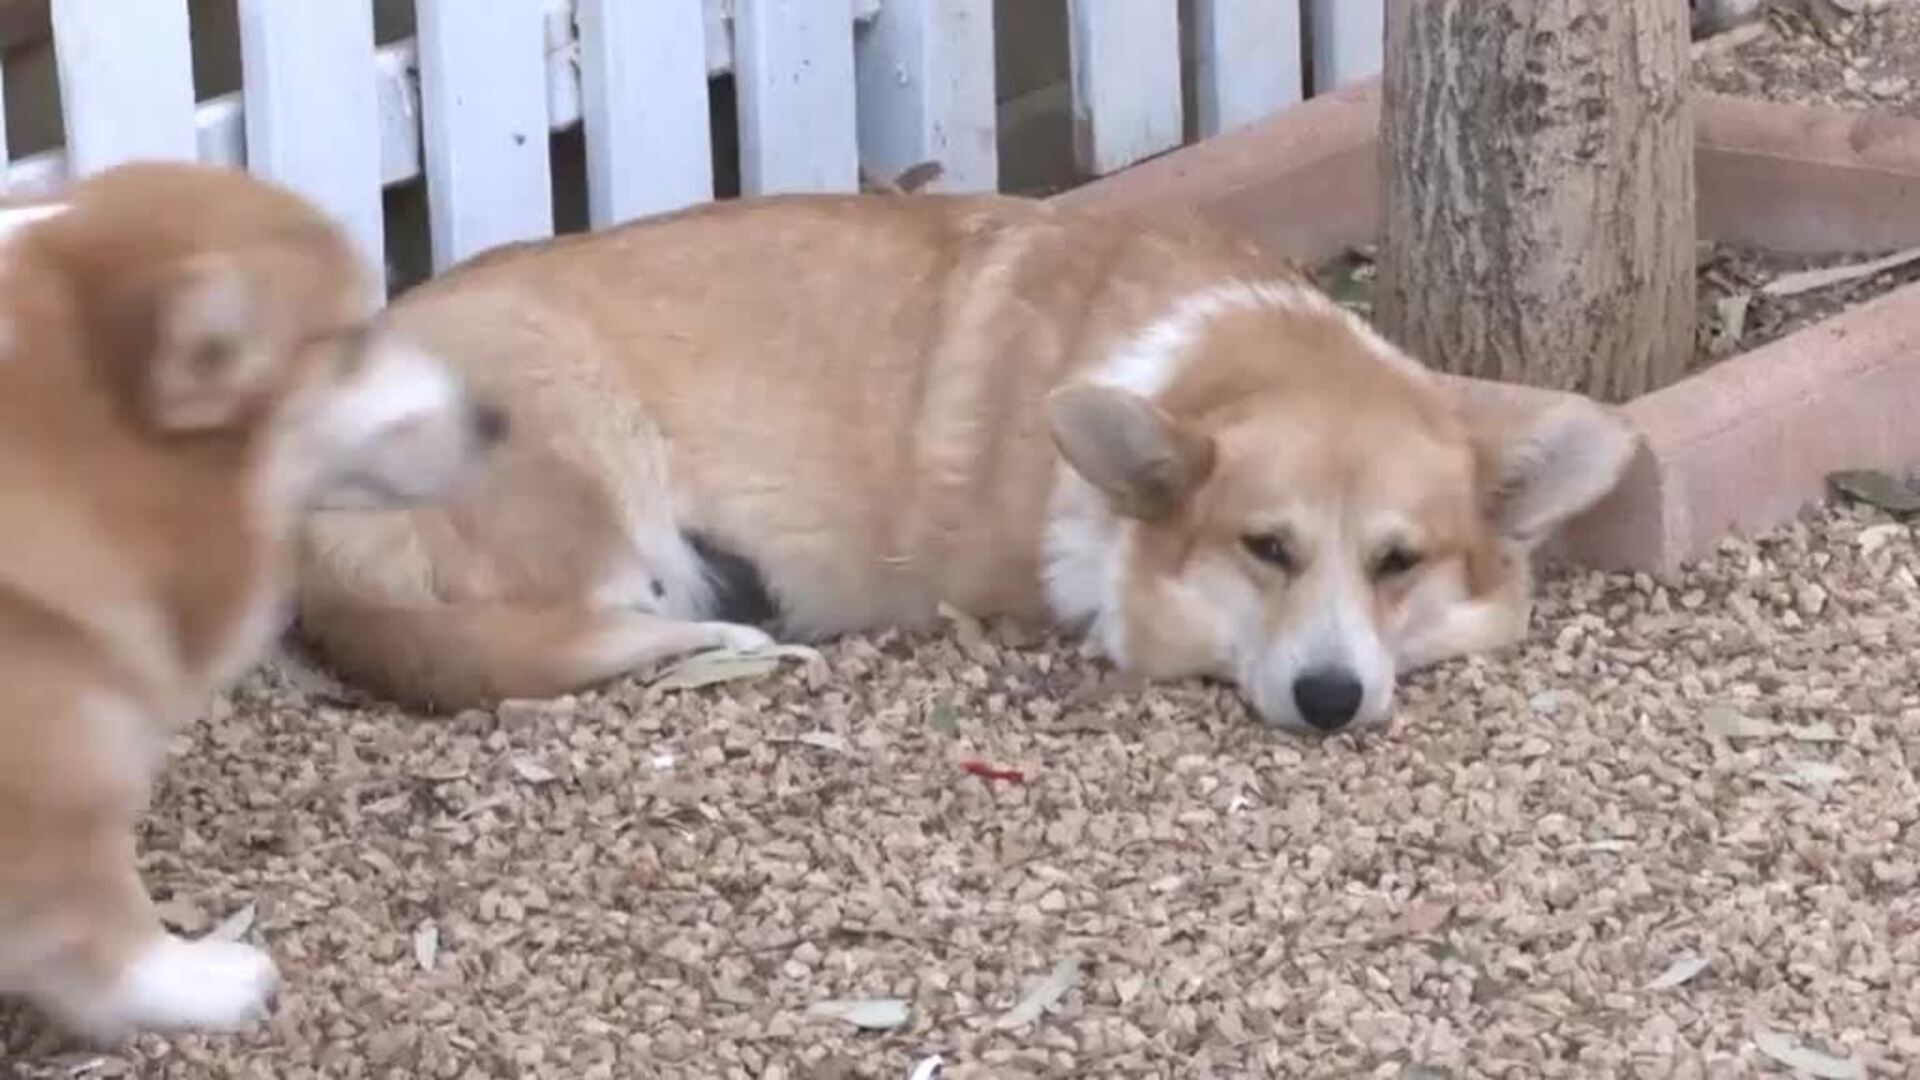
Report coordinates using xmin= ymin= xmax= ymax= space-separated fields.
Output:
xmin=0 ymin=162 xmax=502 ymax=1041
xmin=296 ymin=193 xmax=1637 ymax=734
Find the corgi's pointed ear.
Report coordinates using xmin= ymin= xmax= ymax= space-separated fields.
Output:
xmin=1469 ymin=392 xmax=1639 ymax=547
xmin=144 ymin=254 xmax=274 ymax=433
xmin=1047 ymin=382 xmax=1215 ymax=520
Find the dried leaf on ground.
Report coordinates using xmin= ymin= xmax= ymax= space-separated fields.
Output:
xmin=1775 ymin=761 xmax=1854 ymax=788
xmin=806 ymin=998 xmax=911 ymax=1031
xmin=711 ymin=981 xmax=755 ymax=1007
xmin=40 ymin=1055 xmax=128 ymax=1078
xmin=926 ymin=697 xmax=961 ymax=737
xmin=1828 ymin=468 xmax=1920 ymax=515
xmin=994 ymin=954 xmax=1082 ymax=1030
xmin=1692 ymin=19 xmax=1769 ymax=58
xmin=858 ymin=159 xmax=944 ymax=195
xmin=646 ymin=644 xmax=818 ymax=694
xmin=1703 ymin=704 xmax=1779 ymax=740
xmin=795 ymin=731 xmax=850 ymax=754
xmin=1788 ymin=721 xmax=1845 ymax=743
xmin=509 ymin=756 xmax=557 ymax=784
xmin=1317 ymin=250 xmax=1376 ymax=314
xmin=1712 ymin=291 xmax=1754 ymax=353
xmin=413 ymin=920 xmax=439 ymax=971
xmin=206 ymin=903 xmax=256 ymax=943
xmin=1645 ymin=953 xmax=1711 ymax=991
xmin=1759 ymin=245 xmax=1920 ymax=297
xmin=1752 ymin=1029 xmax=1864 ymax=1078
xmin=892 ymin=161 xmax=945 ymax=193
xmin=1857 ymin=522 xmax=1910 ymax=553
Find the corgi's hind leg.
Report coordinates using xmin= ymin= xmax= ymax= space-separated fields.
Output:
xmin=294 ymin=599 xmax=780 ymax=711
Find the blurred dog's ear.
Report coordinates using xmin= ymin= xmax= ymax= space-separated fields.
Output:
xmin=142 ymin=254 xmax=276 ymax=433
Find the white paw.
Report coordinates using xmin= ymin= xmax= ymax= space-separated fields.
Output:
xmin=99 ymin=935 xmax=280 ymax=1035
xmin=707 ymin=622 xmax=775 ymax=652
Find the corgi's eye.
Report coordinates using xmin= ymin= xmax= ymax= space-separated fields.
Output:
xmin=1240 ymin=533 xmax=1295 ymax=572
xmin=1374 ymin=546 xmax=1423 ymax=578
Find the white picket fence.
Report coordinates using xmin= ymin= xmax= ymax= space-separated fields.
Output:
xmin=3 ymin=0 xmax=1384 ymax=295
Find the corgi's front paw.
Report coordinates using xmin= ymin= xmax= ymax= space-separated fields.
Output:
xmin=93 ymin=935 xmax=280 ymax=1037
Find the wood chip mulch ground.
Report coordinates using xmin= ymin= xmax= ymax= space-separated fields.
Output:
xmin=3 ymin=506 xmax=1918 ymax=1079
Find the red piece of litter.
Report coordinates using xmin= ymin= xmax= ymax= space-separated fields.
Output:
xmin=959 ymin=759 xmax=1025 ymax=783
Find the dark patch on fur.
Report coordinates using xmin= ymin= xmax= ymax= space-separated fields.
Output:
xmin=685 ymin=531 xmax=781 ymax=629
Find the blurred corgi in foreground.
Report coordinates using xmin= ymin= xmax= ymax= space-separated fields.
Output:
xmin=0 ymin=162 xmax=503 ymax=1041
xmin=297 ymin=193 xmax=1637 ymax=734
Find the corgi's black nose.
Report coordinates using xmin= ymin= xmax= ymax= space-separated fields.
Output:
xmin=1293 ymin=669 xmax=1363 ymax=731
xmin=472 ymin=400 xmax=509 ymax=444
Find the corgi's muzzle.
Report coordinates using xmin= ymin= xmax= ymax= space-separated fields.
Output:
xmin=1235 ymin=564 xmax=1398 ymax=736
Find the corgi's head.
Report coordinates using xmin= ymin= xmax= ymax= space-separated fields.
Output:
xmin=1046 ymin=280 xmax=1636 ymax=735
xmin=4 ymin=161 xmax=504 ymax=514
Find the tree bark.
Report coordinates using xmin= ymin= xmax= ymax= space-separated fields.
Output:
xmin=1375 ymin=0 xmax=1695 ymax=403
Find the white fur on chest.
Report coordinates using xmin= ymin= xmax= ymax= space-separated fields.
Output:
xmin=1040 ymin=473 xmax=1131 ymax=661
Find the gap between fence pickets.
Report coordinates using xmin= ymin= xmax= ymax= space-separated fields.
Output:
xmin=3 ymin=0 xmax=882 ymax=198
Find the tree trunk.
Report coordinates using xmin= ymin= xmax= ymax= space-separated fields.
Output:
xmin=1375 ymin=0 xmax=1695 ymax=403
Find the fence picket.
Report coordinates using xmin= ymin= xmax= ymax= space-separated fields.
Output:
xmin=1065 ymin=0 xmax=1182 ymax=178
xmin=578 ymin=0 xmax=713 ymax=227
xmin=734 ymin=0 xmax=860 ymax=195
xmin=49 ymin=0 xmax=198 ymax=177
xmin=414 ymin=0 xmax=554 ymax=272
xmin=0 ymin=52 xmax=11 ymax=193
xmin=855 ymin=0 xmax=998 ymax=193
xmin=1307 ymin=0 xmax=1384 ymax=93
xmin=237 ymin=0 xmax=386 ymax=292
xmin=1194 ymin=0 xmax=1303 ymax=137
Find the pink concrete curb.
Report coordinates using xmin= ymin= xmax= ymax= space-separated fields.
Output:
xmin=1697 ymin=92 xmax=1920 ymax=255
xmin=1051 ymin=81 xmax=1382 ymax=266
xmin=1053 ymin=80 xmax=1920 ymax=573
xmin=1558 ymin=279 xmax=1920 ymax=571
